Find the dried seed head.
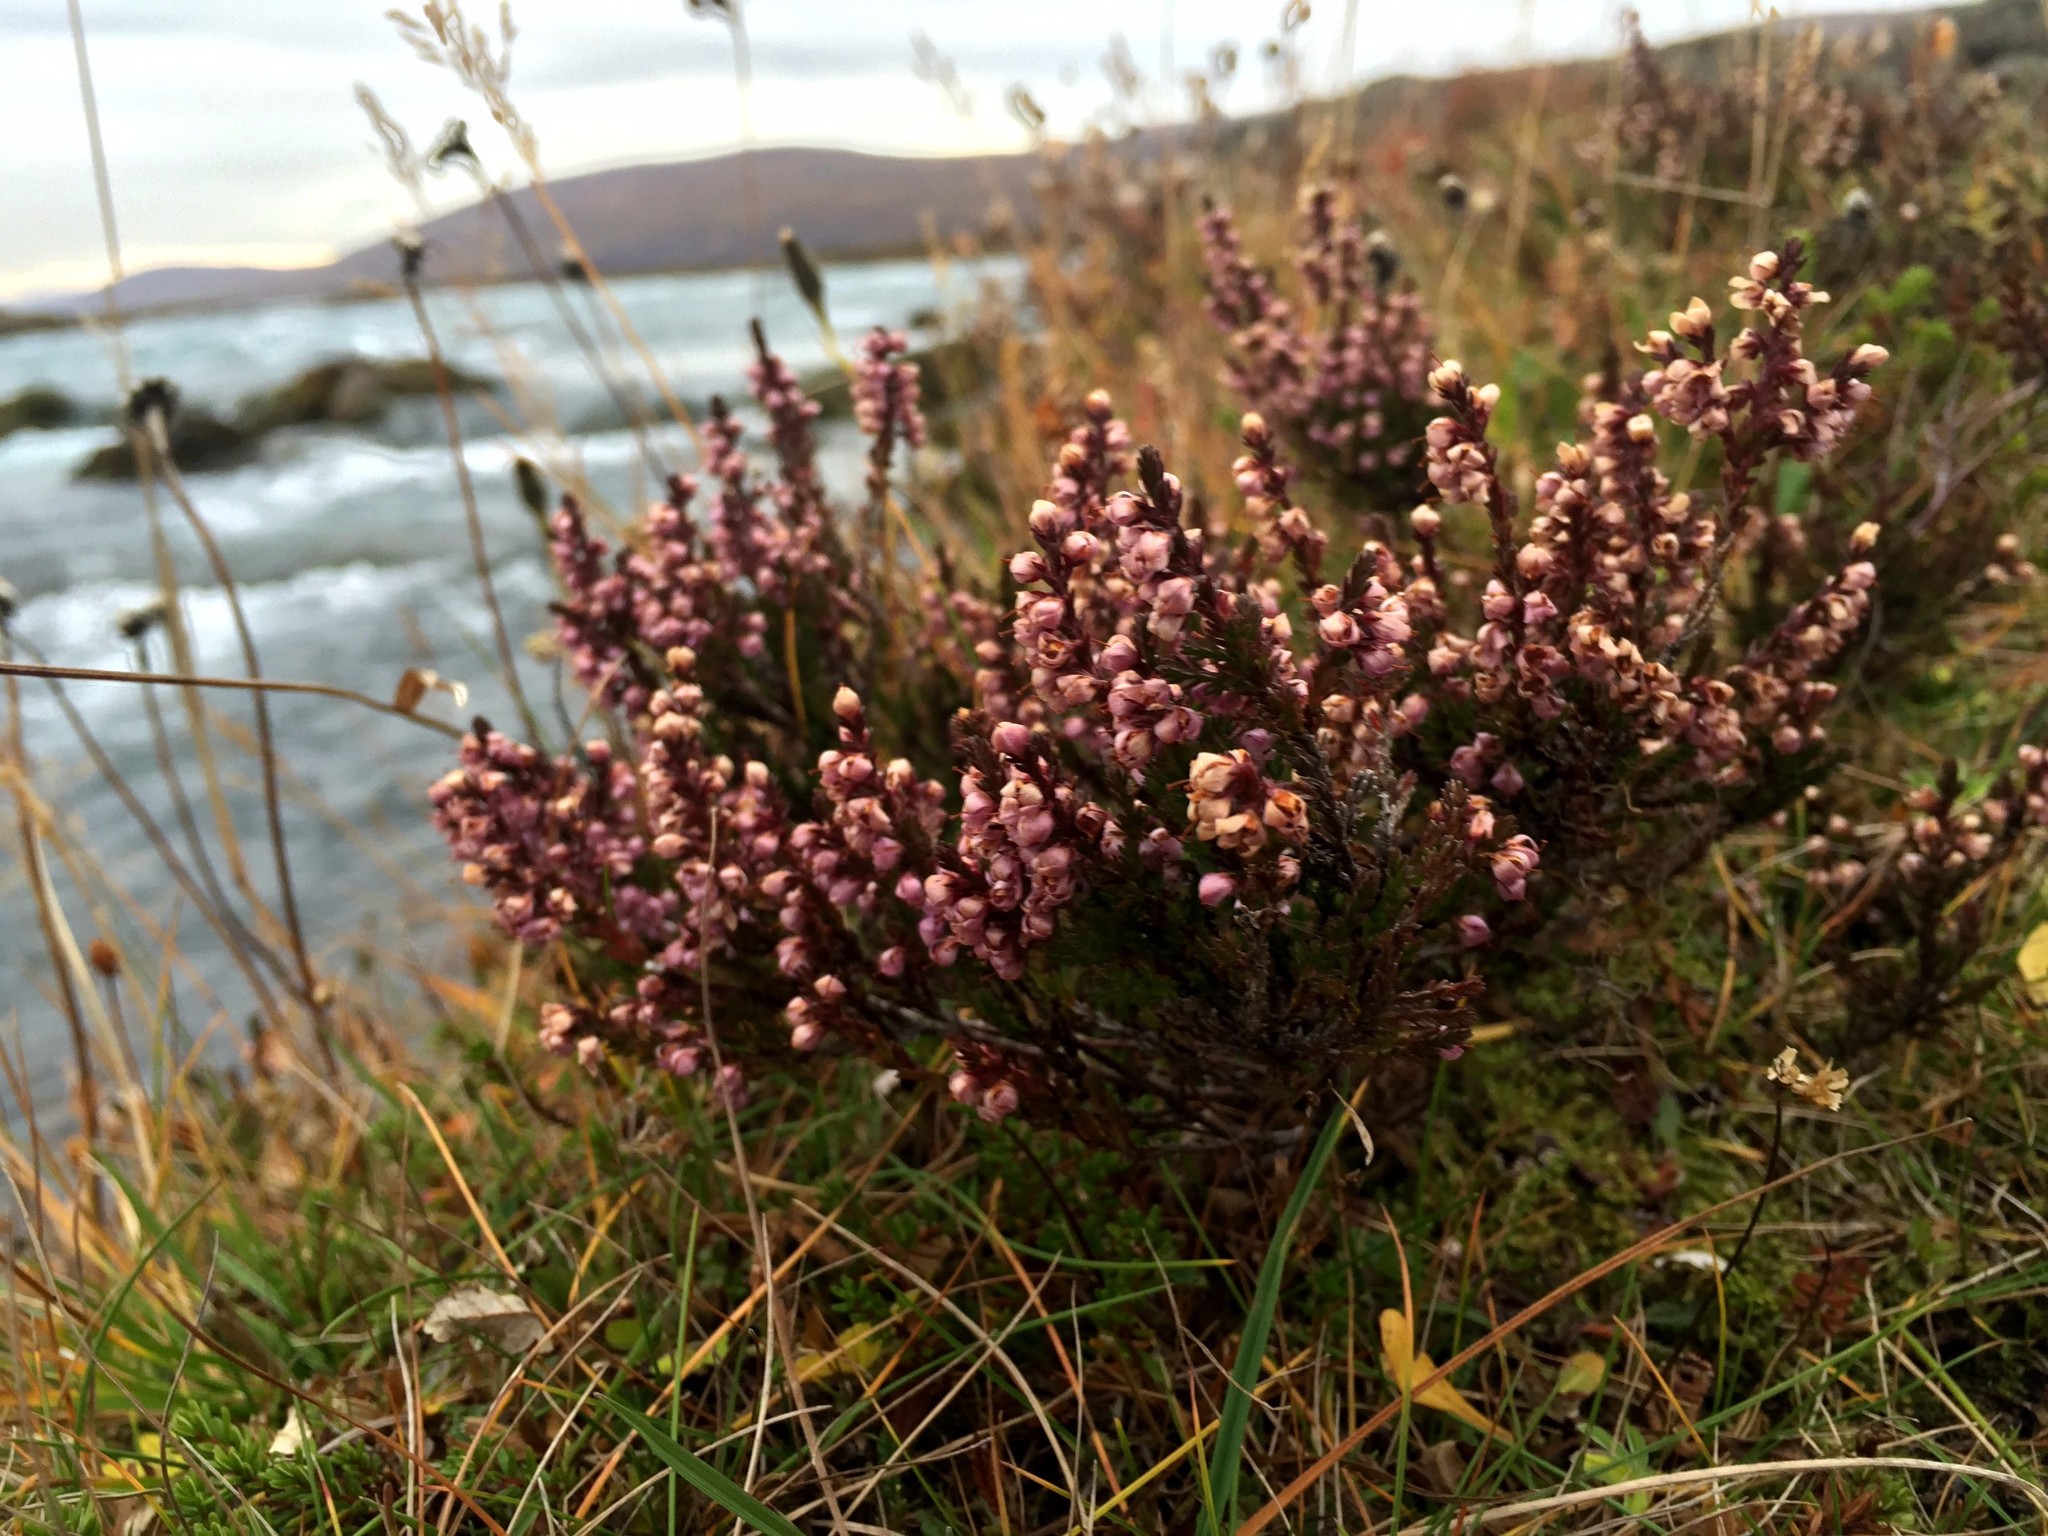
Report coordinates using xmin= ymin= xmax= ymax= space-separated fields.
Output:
xmin=1365 ymin=228 xmax=1400 ymax=286
xmin=117 ymin=597 xmax=169 ymax=641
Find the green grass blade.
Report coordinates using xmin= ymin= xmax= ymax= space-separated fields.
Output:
xmin=600 ymin=1394 xmax=805 ymax=1536
xmin=1200 ymin=1100 xmax=1349 ymax=1535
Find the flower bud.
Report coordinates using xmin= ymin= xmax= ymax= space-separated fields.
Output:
xmin=1198 ymin=871 xmax=1238 ymax=907
xmin=1671 ymin=296 xmax=1713 ymax=339
xmin=980 ymin=1081 xmax=1021 ymax=1122
xmin=991 ymin=720 xmax=1032 ymax=758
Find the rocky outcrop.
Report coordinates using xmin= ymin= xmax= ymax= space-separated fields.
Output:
xmin=73 ymin=356 xmax=493 ymax=478
xmin=0 ymin=386 xmax=81 ymax=438
xmin=232 ymin=356 xmax=489 ymax=435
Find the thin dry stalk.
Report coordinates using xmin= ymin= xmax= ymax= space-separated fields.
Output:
xmin=1 ymin=656 xmax=98 ymax=1163
xmin=141 ymin=433 xmax=324 ymax=1054
xmin=400 ymin=263 xmax=542 ymax=743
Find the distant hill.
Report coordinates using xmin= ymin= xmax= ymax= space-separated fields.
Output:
xmin=27 ymin=146 xmax=1039 ymax=317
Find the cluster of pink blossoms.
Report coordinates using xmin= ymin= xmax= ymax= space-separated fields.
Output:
xmin=853 ymin=328 xmax=927 ymax=517
xmin=432 ymin=251 xmax=1924 ymax=1138
xmin=1200 ymin=187 xmax=1433 ymax=490
xmin=431 ymin=732 xmax=662 ymax=948
xmin=1402 ymin=244 xmax=1892 ymax=801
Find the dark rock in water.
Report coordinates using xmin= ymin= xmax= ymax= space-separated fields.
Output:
xmin=0 ymin=308 xmax=72 ymax=338
xmin=72 ymin=355 xmax=494 ymax=478
xmin=232 ymin=355 xmax=492 ymax=435
xmin=74 ymin=409 xmax=259 ymax=479
xmin=0 ymin=386 xmax=80 ymax=438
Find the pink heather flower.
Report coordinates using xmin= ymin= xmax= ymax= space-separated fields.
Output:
xmin=1490 ymin=835 xmax=1540 ymax=901
xmin=712 ymin=1063 xmax=748 ymax=1107
xmin=1455 ymin=914 xmax=1491 ymax=948
xmin=979 ymin=1081 xmax=1021 ymax=1123
xmin=853 ymin=328 xmax=926 ymax=513
xmin=656 ymin=1041 xmax=704 ymax=1077
xmin=1199 ymin=871 xmax=1238 ymax=907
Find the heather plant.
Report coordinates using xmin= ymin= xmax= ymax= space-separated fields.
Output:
xmin=1199 ymin=185 xmax=1433 ymax=504
xmin=1767 ymin=748 xmax=2048 ymax=1052
xmin=429 ymin=237 xmax=2047 ymax=1144
xmin=1604 ymin=8 xmax=2000 ymax=219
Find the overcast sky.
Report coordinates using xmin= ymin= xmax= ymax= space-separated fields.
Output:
xmin=1 ymin=0 xmax=1932 ymax=300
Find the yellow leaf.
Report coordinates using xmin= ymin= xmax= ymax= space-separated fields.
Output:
xmin=656 ymin=1328 xmax=731 ymax=1377
xmin=2018 ymin=922 xmax=2048 ymax=1005
xmin=1378 ymin=1309 xmax=1510 ymax=1442
xmin=1556 ymin=1351 xmax=1606 ymax=1398
xmin=795 ymin=1320 xmax=891 ymax=1384
xmin=836 ymin=1320 xmax=890 ymax=1375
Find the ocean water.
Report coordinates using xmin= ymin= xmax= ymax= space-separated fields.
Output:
xmin=0 ymin=255 xmax=1015 ymax=1120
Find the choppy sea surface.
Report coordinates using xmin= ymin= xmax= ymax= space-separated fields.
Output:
xmin=0 ymin=256 xmax=1014 ymax=1120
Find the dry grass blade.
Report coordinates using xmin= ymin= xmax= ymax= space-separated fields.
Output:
xmin=791 ymin=1199 xmax=1080 ymax=1509
xmin=1391 ymin=1454 xmax=2048 ymax=1532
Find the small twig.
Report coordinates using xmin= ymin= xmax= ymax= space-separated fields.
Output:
xmin=0 ymin=660 xmax=464 ymax=737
